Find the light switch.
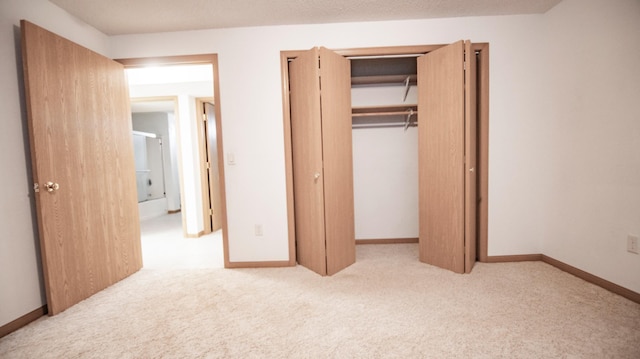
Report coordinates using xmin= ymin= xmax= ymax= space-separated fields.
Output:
xmin=227 ymin=153 xmax=236 ymax=165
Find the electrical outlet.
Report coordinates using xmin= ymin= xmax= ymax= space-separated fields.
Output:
xmin=628 ymin=235 xmax=639 ymax=254
xmin=255 ymin=224 xmax=263 ymax=237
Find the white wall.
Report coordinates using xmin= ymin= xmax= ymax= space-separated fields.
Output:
xmin=0 ymin=0 xmax=110 ymax=328
xmin=138 ymin=198 xmax=168 ymax=221
xmin=167 ymin=113 xmax=180 ymax=212
xmin=353 ymin=127 xmax=419 ymax=240
xmin=352 ymin=84 xmax=419 ymax=240
xmin=109 ymin=14 xmax=547 ymax=263
xmin=178 ymin=95 xmax=205 ymax=235
xmin=540 ymin=0 xmax=640 ymax=292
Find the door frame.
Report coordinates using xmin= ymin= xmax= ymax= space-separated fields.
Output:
xmin=280 ymin=43 xmax=490 ymax=264
xmin=117 ymin=54 xmax=231 ymax=267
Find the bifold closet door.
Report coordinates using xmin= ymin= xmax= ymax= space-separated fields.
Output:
xmin=290 ymin=48 xmax=327 ymax=275
xmin=417 ymin=40 xmax=477 ymax=274
xmin=289 ymin=47 xmax=355 ymax=276
xmin=318 ymin=47 xmax=355 ymax=276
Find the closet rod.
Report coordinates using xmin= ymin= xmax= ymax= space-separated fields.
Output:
xmin=347 ymin=54 xmax=423 ymax=60
xmin=352 ymin=122 xmax=418 ymax=129
xmin=352 ymin=110 xmax=418 ymax=117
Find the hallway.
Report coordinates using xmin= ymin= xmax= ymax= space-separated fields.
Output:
xmin=140 ymin=213 xmax=224 ymax=269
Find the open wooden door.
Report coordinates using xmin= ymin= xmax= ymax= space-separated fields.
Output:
xmin=204 ymin=102 xmax=223 ymax=232
xmin=417 ymin=40 xmax=477 ymax=274
xmin=289 ymin=47 xmax=355 ymax=276
xmin=21 ymin=20 xmax=142 ymax=315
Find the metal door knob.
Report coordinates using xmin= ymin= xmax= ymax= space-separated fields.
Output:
xmin=44 ymin=181 xmax=60 ymax=192
xmin=314 ymin=172 xmax=321 ymax=180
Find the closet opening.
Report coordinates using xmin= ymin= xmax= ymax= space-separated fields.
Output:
xmin=281 ymin=43 xmax=489 ymax=275
xmin=350 ymin=55 xmax=420 ymax=245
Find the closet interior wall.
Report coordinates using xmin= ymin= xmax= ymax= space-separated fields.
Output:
xmin=350 ymin=57 xmax=420 ymax=243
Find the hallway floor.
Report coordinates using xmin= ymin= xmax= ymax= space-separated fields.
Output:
xmin=140 ymin=213 xmax=224 ymax=269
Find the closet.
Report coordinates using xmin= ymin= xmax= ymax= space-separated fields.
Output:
xmin=284 ymin=41 xmax=485 ymax=276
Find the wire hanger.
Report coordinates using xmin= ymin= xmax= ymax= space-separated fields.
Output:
xmin=404 ymin=108 xmax=414 ymax=131
xmin=402 ymin=76 xmax=411 ymax=102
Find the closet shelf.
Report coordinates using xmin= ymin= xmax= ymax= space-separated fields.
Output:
xmin=352 ymin=104 xmax=418 ymax=117
xmin=351 ymin=74 xmax=417 ymax=86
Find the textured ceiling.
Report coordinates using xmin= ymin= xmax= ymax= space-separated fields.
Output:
xmin=50 ymin=0 xmax=562 ymax=35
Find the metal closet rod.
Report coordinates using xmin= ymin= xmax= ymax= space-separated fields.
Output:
xmin=347 ymin=54 xmax=423 ymax=60
xmin=352 ymin=123 xmax=418 ymax=130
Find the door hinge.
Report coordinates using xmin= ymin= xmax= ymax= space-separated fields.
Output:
xmin=202 ymin=113 xmax=207 ymax=122
xmin=209 ymin=208 xmax=213 ymax=216
xmin=33 ymin=183 xmax=39 ymax=193
xmin=206 ymin=162 xmax=211 ymax=169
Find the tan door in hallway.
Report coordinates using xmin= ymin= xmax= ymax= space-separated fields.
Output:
xmin=204 ymin=102 xmax=223 ymax=232
xmin=21 ymin=20 xmax=142 ymax=315
xmin=418 ymin=40 xmax=477 ymax=274
xmin=289 ymin=47 xmax=355 ymax=276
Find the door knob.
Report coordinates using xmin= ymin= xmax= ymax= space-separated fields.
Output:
xmin=314 ymin=172 xmax=321 ymax=180
xmin=44 ymin=181 xmax=60 ymax=192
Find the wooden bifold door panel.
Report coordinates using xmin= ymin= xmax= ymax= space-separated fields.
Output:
xmin=21 ymin=20 xmax=142 ymax=315
xmin=289 ymin=47 xmax=356 ymax=276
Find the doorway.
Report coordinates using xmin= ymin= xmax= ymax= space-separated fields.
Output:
xmin=118 ymin=55 xmax=231 ymax=268
xmin=129 ymin=97 xmax=180 ymax=223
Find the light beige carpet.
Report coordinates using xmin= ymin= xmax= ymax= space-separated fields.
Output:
xmin=1 ymin=244 xmax=639 ymax=358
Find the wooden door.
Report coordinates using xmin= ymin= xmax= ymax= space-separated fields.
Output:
xmin=21 ymin=20 xmax=142 ymax=315
xmin=289 ymin=48 xmax=327 ymax=275
xmin=318 ymin=47 xmax=355 ymax=275
xmin=204 ymin=102 xmax=222 ymax=232
xmin=417 ymin=40 xmax=476 ymax=274
xmin=289 ymin=47 xmax=355 ymax=276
